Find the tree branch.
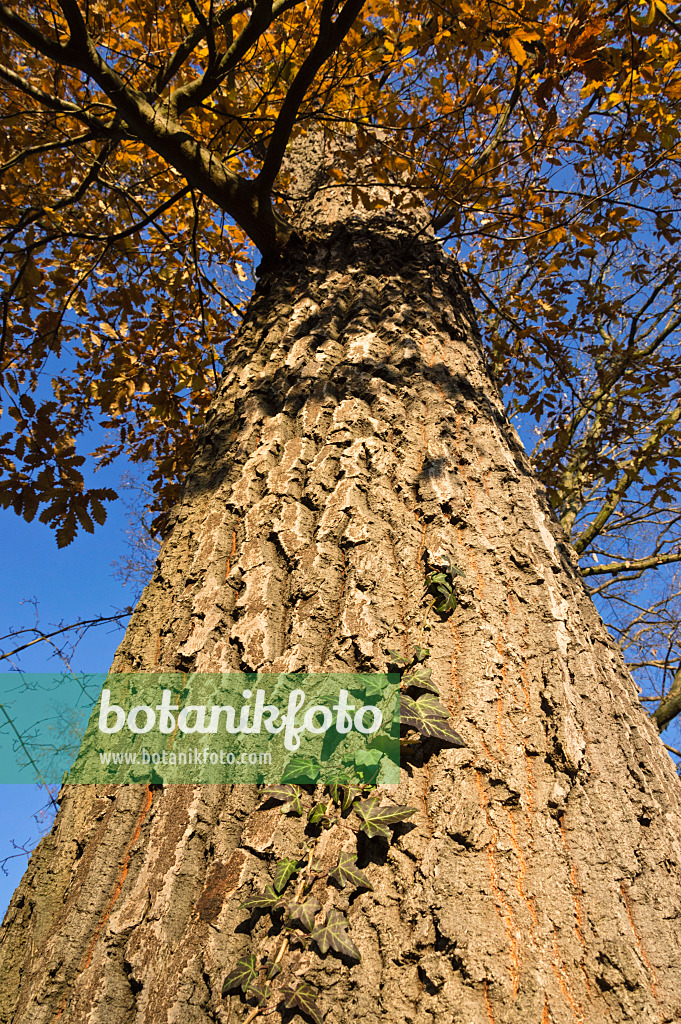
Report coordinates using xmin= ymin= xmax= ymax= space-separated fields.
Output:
xmin=0 ymin=131 xmax=95 ymax=178
xmin=0 ymin=2 xmax=70 ymax=63
xmin=432 ymin=62 xmax=523 ymax=232
xmin=653 ymin=665 xmax=681 ymax=733
xmin=573 ymin=401 xmax=681 ymax=554
xmin=580 ymin=550 xmax=681 ymax=577
xmin=256 ymin=0 xmax=366 ymax=200
xmin=0 ymin=1 xmax=289 ymax=252
xmin=0 ymin=612 xmax=129 ymax=662
xmin=164 ymin=0 xmax=303 ymax=117
xmin=152 ymin=0 xmax=250 ymax=98
xmin=0 ymin=61 xmax=115 ymax=132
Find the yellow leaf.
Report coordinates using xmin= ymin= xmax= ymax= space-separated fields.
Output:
xmin=508 ymin=37 xmax=527 ymax=65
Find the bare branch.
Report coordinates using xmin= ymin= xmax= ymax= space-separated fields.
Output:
xmin=0 ymin=612 xmax=130 ymax=662
xmin=581 ymin=551 xmax=681 ymax=578
xmin=653 ymin=665 xmax=681 ymax=733
xmin=573 ymin=401 xmax=681 ymax=554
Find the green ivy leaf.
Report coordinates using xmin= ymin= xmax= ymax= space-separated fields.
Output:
xmin=311 ymin=908 xmax=361 ymax=960
xmin=402 ymin=664 xmax=439 ymax=693
xmin=340 ymin=783 xmax=363 ymax=813
xmin=328 ymin=850 xmax=374 ymax=891
xmin=425 ymin=563 xmax=463 ymax=614
xmin=387 ymin=648 xmax=410 ymax=666
xmin=307 ymin=802 xmax=332 ymax=826
xmin=358 ymin=674 xmax=390 ymax=697
xmin=240 ymin=884 xmax=280 ymax=911
xmin=399 ymin=694 xmax=466 ymax=745
xmin=262 ymin=783 xmax=304 ymax=815
xmin=221 ymin=954 xmax=257 ymax=996
xmin=273 ymin=857 xmax=299 ymax=894
xmin=266 ymin=962 xmax=282 ymax=981
xmin=282 ymin=755 xmax=321 ymax=784
xmin=287 ymin=897 xmax=323 ymax=932
xmin=328 ymin=776 xmax=351 ymax=805
xmin=413 ymin=644 xmax=430 ymax=662
xmin=262 ymin=783 xmax=298 ymax=802
xmin=434 ymin=584 xmax=457 ymax=613
xmin=288 ymin=790 xmax=304 ymax=815
xmin=353 ymin=748 xmax=383 ymax=783
xmin=282 ymin=982 xmax=323 ymax=1024
xmin=354 ymin=749 xmax=383 ymax=768
xmin=355 ymin=797 xmax=416 ymax=840
xmin=247 ymin=983 xmax=270 ymax=1005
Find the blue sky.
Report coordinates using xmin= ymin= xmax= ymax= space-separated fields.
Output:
xmin=0 ymin=468 xmax=134 ymax=916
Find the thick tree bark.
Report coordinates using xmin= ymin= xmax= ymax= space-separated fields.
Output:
xmin=2 ymin=214 xmax=681 ymax=1024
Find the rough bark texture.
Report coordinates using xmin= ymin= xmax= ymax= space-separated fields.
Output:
xmin=2 ymin=212 xmax=681 ymax=1024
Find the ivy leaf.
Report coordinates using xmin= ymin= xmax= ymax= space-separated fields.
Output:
xmin=354 ymin=749 xmax=383 ymax=768
xmin=282 ymin=755 xmax=321 ymax=784
xmin=355 ymin=797 xmax=416 ymax=840
xmin=413 ymin=645 xmax=430 ymax=662
xmin=282 ymin=982 xmax=323 ymax=1024
xmin=399 ymin=694 xmax=466 ymax=746
xmin=262 ymin=783 xmax=304 ymax=815
xmin=434 ymin=586 xmax=457 ymax=613
xmin=273 ymin=857 xmax=299 ymax=893
xmin=340 ymin=784 xmax=363 ymax=813
xmin=353 ymin=748 xmax=383 ymax=783
xmin=247 ymin=983 xmax=270 ymax=1005
xmin=288 ymin=791 xmax=305 ymax=815
xmin=328 ymin=776 xmax=351 ymax=805
xmin=402 ymin=665 xmax=439 ymax=694
xmin=425 ymin=568 xmax=461 ymax=614
xmin=262 ymin=783 xmax=298 ymax=802
xmin=221 ymin=954 xmax=257 ymax=996
xmin=307 ymin=802 xmax=332 ymax=826
xmin=358 ymin=679 xmax=385 ymax=696
xmin=240 ymin=884 xmax=280 ymax=910
xmin=311 ymin=908 xmax=361 ymax=960
xmin=387 ymin=648 xmax=410 ymax=666
xmin=288 ymin=897 xmax=323 ymax=932
xmin=328 ymin=850 xmax=374 ymax=891
xmin=358 ymin=674 xmax=390 ymax=697
xmin=266 ymin=962 xmax=282 ymax=981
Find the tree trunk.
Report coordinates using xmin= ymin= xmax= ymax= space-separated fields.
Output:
xmin=2 ymin=215 xmax=681 ymax=1024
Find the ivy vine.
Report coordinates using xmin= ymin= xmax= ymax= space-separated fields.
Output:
xmin=222 ymin=559 xmax=466 ymax=1023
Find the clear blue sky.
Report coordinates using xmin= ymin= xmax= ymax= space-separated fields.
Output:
xmin=0 ymin=457 xmax=134 ymax=918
